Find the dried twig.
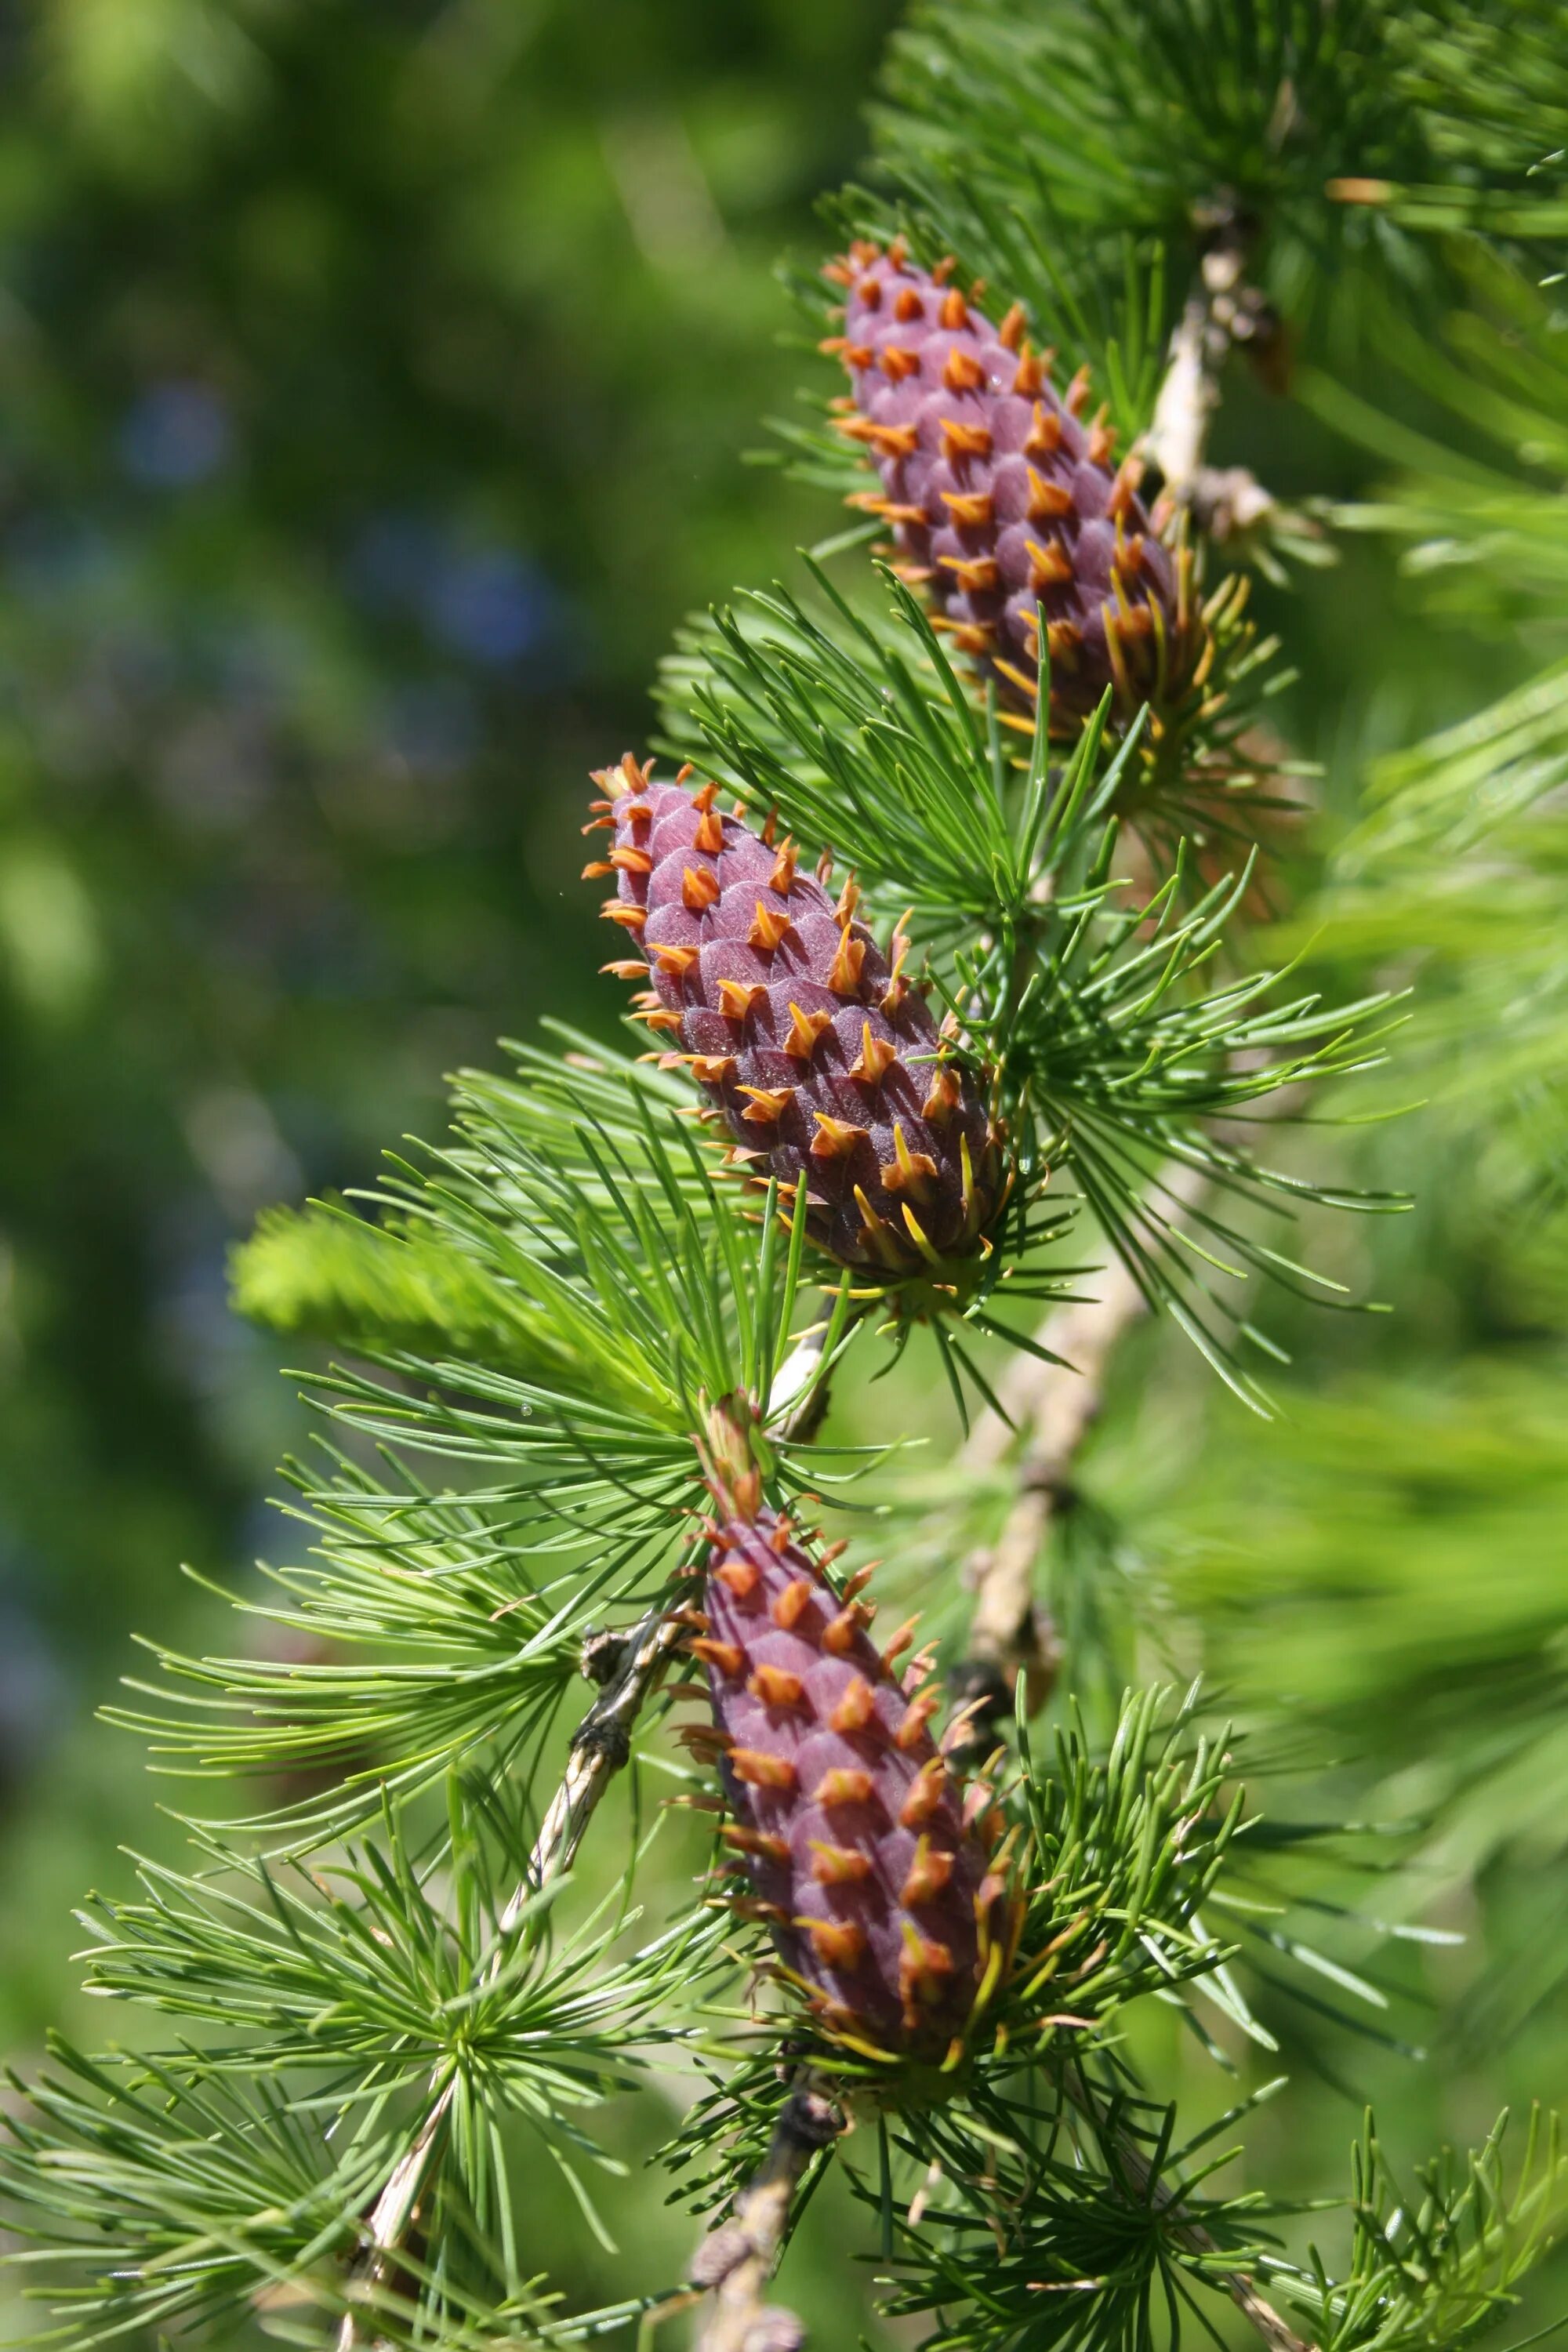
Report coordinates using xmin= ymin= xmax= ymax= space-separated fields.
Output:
xmin=689 ymin=2079 xmax=844 ymax=2352
xmin=1144 ymin=209 xmax=1281 ymax=540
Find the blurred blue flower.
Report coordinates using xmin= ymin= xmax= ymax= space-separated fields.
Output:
xmin=346 ymin=512 xmax=562 ymax=673
xmin=425 ymin=546 xmax=554 ymax=666
xmin=118 ymin=379 xmax=233 ymax=489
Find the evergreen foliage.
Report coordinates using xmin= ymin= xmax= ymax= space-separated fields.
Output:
xmin=4 ymin=3 xmax=1567 ymax=2350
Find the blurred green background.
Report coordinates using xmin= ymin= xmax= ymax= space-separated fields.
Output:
xmin=2 ymin=1 xmax=1564 ymax=2343
xmin=0 ymin=0 xmax=898 ymax=2027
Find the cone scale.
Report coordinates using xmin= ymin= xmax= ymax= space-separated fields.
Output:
xmin=822 ymin=240 xmax=1196 ymax=727
xmin=586 ymin=757 xmax=1004 ymax=1275
xmin=691 ymin=1501 xmax=1006 ymax=2053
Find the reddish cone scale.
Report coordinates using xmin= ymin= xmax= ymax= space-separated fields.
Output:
xmin=586 ymin=755 xmax=1004 ymax=1273
xmin=822 ymin=240 xmax=1192 ymax=726
xmin=696 ymin=1505 xmax=1005 ymax=2051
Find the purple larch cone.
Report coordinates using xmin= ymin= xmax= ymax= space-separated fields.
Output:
xmin=689 ymin=1503 xmax=1008 ymax=2053
xmin=585 ymin=755 xmax=1006 ymax=1274
xmin=822 ymin=239 xmax=1196 ymax=728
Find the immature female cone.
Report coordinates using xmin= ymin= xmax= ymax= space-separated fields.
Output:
xmin=822 ymin=239 xmax=1200 ymax=730
xmin=585 ymin=756 xmax=1007 ymax=1276
xmin=688 ymin=1478 xmax=1014 ymax=2056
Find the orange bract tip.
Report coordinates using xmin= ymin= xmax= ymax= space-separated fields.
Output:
xmin=921 ymin=1064 xmax=962 ymax=1126
xmin=939 ymin=287 xmax=968 ymax=330
xmin=851 ymin=1022 xmax=897 ymax=1086
xmin=1024 ymin=401 xmax=1063 ymax=457
xmin=739 ymin=1083 xmax=794 ymax=1125
xmin=1106 ymin=456 xmax=1145 ymax=518
xmin=591 ymin=751 xmax=655 ymax=802
xmin=941 ymin=417 xmax=993 ymax=462
xmin=893 ymin=285 xmax=924 ymax=322
xmin=822 ymin=1605 xmax=862 ymax=1657
xmin=784 ymin=1002 xmax=833 ymax=1062
xmin=1065 ymin=365 xmax=1092 ymax=416
xmin=872 ymin=419 xmax=920 ymax=459
xmin=901 ymin=1837 xmax=954 ymax=1907
xmin=938 ymin=552 xmax=1000 ymax=595
xmin=749 ymin=901 xmax=792 ymax=953
xmin=941 ymin=487 xmax=995 ymax=529
xmin=717 ymin=978 xmax=768 ymax=1024
xmin=942 ymin=347 xmax=985 ymax=393
xmin=810 ymin=1841 xmax=873 ymax=1887
xmin=1026 ymin=466 xmax=1074 ymax=521
xmin=600 ymin=958 xmax=648 ymax=981
xmin=900 ymin=1759 xmax=947 ymax=1829
xmin=731 ymin=1747 xmax=797 ymax=1791
xmin=829 ymin=1674 xmax=877 ymax=1734
xmin=688 ymin=1054 xmax=738 ymax=1086
xmin=809 ymin=1112 xmax=867 ymax=1161
xmin=721 ymin=1825 xmax=789 ymax=1864
xmin=827 ymin=928 xmax=867 ymax=996
xmin=609 ymin=844 xmax=654 ymax=873
xmin=1027 ymin=539 xmax=1074 ymax=591
xmin=771 ymin=1577 xmax=815 ymax=1632
xmin=693 ymin=808 xmax=725 ymax=855
xmin=726 ymin=1895 xmax=789 ymax=1926
xmin=676 ymin=1724 xmax=731 ymax=1757
xmin=881 ymin=1122 xmax=939 ymax=1200
xmin=816 ymin=1766 xmax=874 ymax=1809
xmin=690 ymin=1636 xmax=744 ymax=1676
xmin=652 ymin=943 xmax=700 ymax=978
xmin=804 ymin=1917 xmax=867 ymax=1969
xmin=601 ymin=902 xmax=647 ymax=930
xmin=881 ymin=344 xmax=922 ymax=381
xmin=895 ymin=1692 xmax=942 ymax=1751
xmin=748 ymin=1664 xmax=807 ymax=1709
xmin=682 ymin=863 xmax=720 ymax=913
xmin=715 ymin=1556 xmax=760 ymax=1598
xmin=998 ymin=302 xmax=1027 ymax=350
xmin=880 ymin=1615 xmax=920 ymax=1668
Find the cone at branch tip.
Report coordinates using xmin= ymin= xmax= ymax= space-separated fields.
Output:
xmin=824 ymin=239 xmax=1201 ymax=731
